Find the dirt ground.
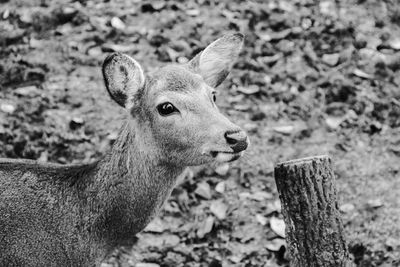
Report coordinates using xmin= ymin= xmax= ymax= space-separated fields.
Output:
xmin=1 ymin=0 xmax=400 ymax=266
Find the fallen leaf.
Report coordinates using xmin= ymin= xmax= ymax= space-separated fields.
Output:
xmin=143 ymin=217 xmax=165 ymax=233
xmin=14 ymin=85 xmax=40 ymax=96
xmin=197 ymin=216 xmax=214 ymax=238
xmin=110 ymin=16 xmax=125 ymax=30
xmin=322 ymin=53 xmax=340 ymax=66
xmin=101 ymin=43 xmax=137 ymax=53
xmin=353 ymin=68 xmax=373 ymax=79
xmin=215 ymin=163 xmax=229 ymax=176
xmin=135 ymin=263 xmax=160 ymax=267
xmin=325 ymin=116 xmax=344 ymax=129
xmin=273 ymin=125 xmax=294 ymax=135
xmin=210 ymin=200 xmax=228 ymax=220
xmin=239 ymin=191 xmax=273 ymax=201
xmin=237 ymin=85 xmax=260 ymax=95
xmin=215 ymin=182 xmax=225 ymax=193
xmin=265 ymin=238 xmax=286 ymax=252
xmin=87 ymin=46 xmax=102 ymax=57
xmin=366 ymin=199 xmax=384 ymax=209
xmin=1 ymin=103 xmax=15 ymax=114
xmin=194 ymin=182 xmax=212 ymax=199
xmin=340 ymin=203 xmax=355 ymax=213
xmin=255 ymin=214 xmax=268 ymax=226
xmin=186 ymin=9 xmax=200 ymax=16
xmin=388 ymin=38 xmax=400 ymax=50
xmin=270 ymin=217 xmax=285 ymax=238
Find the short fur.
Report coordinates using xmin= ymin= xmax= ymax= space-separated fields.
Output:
xmin=0 ymin=33 xmax=248 ymax=266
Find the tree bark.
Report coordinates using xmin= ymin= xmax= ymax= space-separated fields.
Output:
xmin=274 ymin=155 xmax=349 ymax=267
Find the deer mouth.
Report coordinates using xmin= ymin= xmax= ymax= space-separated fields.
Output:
xmin=210 ymin=151 xmax=242 ymax=162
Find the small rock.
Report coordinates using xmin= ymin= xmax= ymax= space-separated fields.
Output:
xmin=270 ymin=217 xmax=285 ymax=238
xmin=215 ymin=163 xmax=229 ymax=176
xmin=194 ymin=181 xmax=212 ymax=199
xmin=110 ymin=17 xmax=125 ymax=30
xmin=1 ymin=103 xmax=15 ymax=114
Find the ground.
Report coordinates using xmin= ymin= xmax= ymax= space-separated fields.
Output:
xmin=1 ymin=0 xmax=400 ymax=266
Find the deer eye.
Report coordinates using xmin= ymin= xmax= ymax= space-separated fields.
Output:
xmin=212 ymin=93 xmax=217 ymax=102
xmin=157 ymin=102 xmax=178 ymax=116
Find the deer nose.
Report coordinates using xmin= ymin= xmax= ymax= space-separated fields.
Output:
xmin=224 ymin=130 xmax=248 ymax=153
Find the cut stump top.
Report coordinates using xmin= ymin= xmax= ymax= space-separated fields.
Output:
xmin=276 ymin=155 xmax=330 ymax=167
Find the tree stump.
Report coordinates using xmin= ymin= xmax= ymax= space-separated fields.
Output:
xmin=274 ymin=155 xmax=349 ymax=267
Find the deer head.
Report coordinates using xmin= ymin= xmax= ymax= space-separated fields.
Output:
xmin=102 ymin=33 xmax=249 ymax=166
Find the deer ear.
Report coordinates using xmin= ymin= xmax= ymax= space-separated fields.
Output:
xmin=189 ymin=33 xmax=244 ymax=88
xmin=102 ymin=53 xmax=145 ymax=108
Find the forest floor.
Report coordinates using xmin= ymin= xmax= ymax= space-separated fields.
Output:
xmin=1 ymin=0 xmax=400 ymax=266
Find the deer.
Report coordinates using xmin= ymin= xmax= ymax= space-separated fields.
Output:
xmin=0 ymin=33 xmax=249 ymax=267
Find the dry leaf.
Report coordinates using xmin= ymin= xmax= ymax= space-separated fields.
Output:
xmin=110 ymin=17 xmax=125 ymax=30
xmin=194 ymin=182 xmax=212 ymax=199
xmin=1 ymin=103 xmax=15 ymax=114
xmin=273 ymin=125 xmax=294 ymax=135
xmin=353 ymin=69 xmax=373 ymax=79
xmin=215 ymin=182 xmax=225 ymax=193
xmin=143 ymin=217 xmax=165 ymax=233
xmin=270 ymin=217 xmax=286 ymax=238
xmin=265 ymin=238 xmax=286 ymax=252
xmin=255 ymin=214 xmax=268 ymax=226
xmin=340 ymin=203 xmax=355 ymax=213
xmin=210 ymin=200 xmax=228 ymax=220
xmin=215 ymin=163 xmax=230 ymax=176
xmin=197 ymin=216 xmax=214 ymax=238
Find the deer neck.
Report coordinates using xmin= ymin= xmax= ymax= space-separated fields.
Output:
xmin=90 ymin=120 xmax=184 ymax=245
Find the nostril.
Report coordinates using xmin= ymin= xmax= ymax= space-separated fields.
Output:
xmin=224 ymin=130 xmax=248 ymax=153
xmin=224 ymin=132 xmax=238 ymax=145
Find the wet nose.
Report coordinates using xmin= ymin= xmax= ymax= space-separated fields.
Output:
xmin=224 ymin=130 xmax=248 ymax=153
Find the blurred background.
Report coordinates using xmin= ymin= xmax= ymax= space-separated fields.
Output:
xmin=1 ymin=0 xmax=400 ymax=266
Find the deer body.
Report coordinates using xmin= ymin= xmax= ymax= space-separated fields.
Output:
xmin=0 ymin=33 xmax=249 ymax=266
xmin=1 ymin=121 xmax=183 ymax=266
